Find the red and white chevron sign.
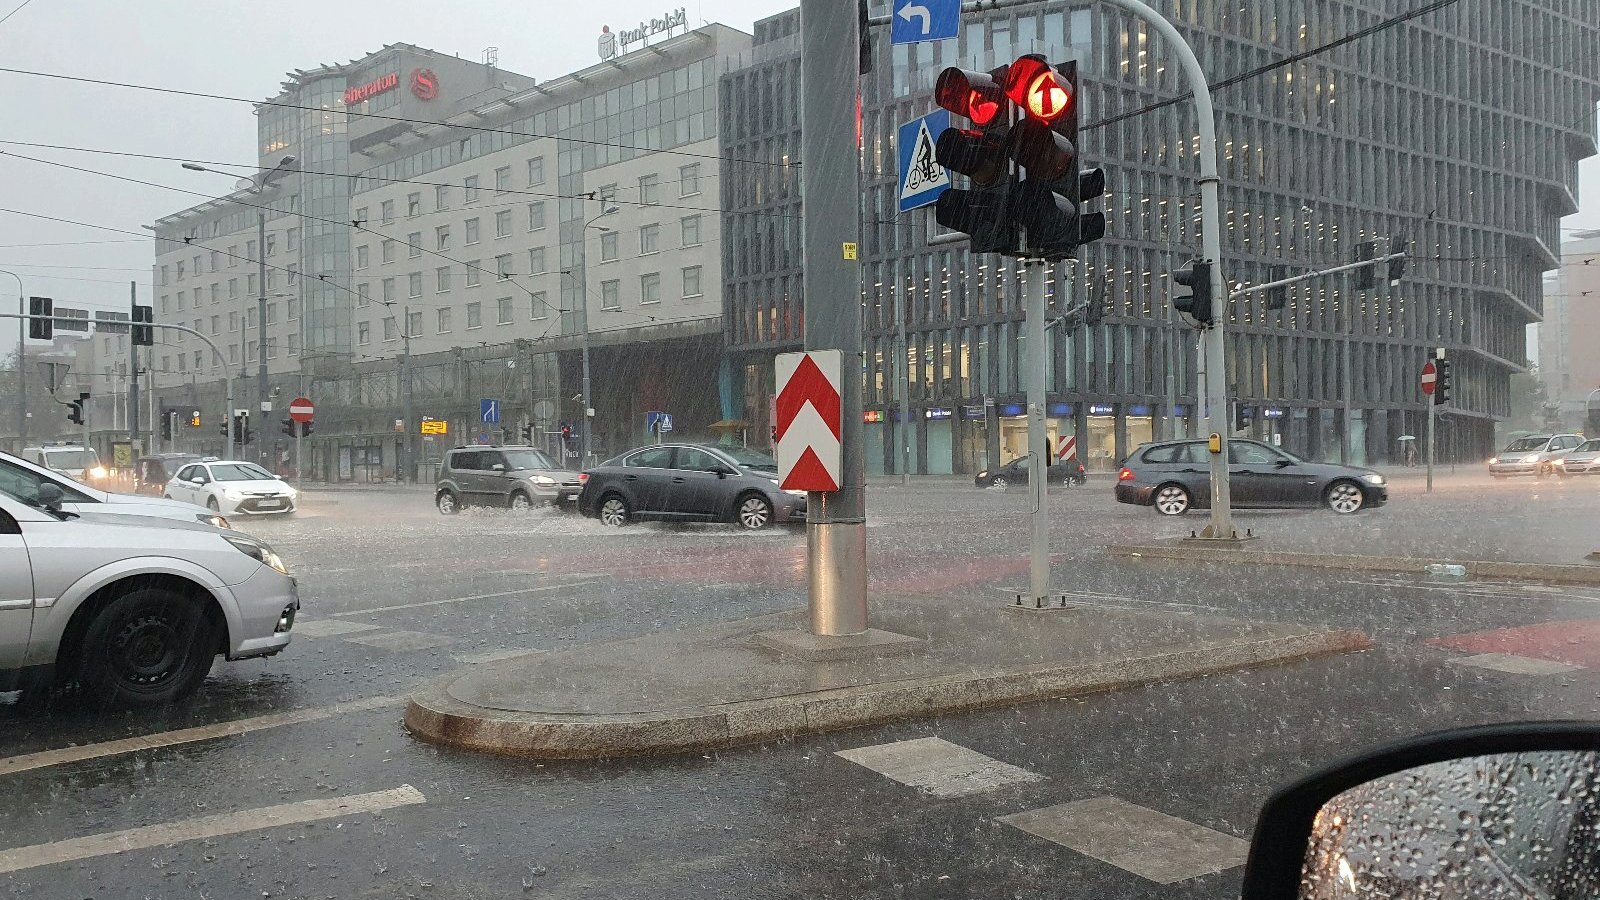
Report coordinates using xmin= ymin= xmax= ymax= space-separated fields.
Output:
xmin=774 ymin=349 xmax=842 ymax=492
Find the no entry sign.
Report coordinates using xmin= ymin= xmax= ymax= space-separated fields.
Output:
xmin=1420 ymin=360 xmax=1437 ymax=396
xmin=289 ymin=397 xmax=315 ymax=423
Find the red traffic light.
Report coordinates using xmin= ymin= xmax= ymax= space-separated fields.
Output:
xmin=1005 ymin=54 xmax=1073 ymax=122
xmin=935 ymin=67 xmax=1006 ymax=126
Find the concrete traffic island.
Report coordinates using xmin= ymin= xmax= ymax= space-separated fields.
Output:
xmin=404 ymin=595 xmax=1369 ymax=760
xmin=1110 ymin=539 xmax=1600 ymax=584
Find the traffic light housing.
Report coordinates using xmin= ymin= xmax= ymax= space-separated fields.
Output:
xmin=1234 ymin=404 xmax=1254 ymax=434
xmin=190 ymin=410 xmax=201 ymax=428
xmin=1354 ymin=240 xmax=1379 ymax=291
xmin=933 ymin=65 xmax=1018 ymax=255
xmin=66 ymin=392 xmax=88 ymax=425
xmin=1266 ymin=265 xmax=1289 ymax=312
xmin=1388 ymin=252 xmax=1407 ymax=286
xmin=28 ymin=296 xmax=52 ymax=340
xmin=132 ymin=303 xmax=154 ymax=346
xmin=1003 ymin=57 xmax=1105 ymax=257
xmin=1173 ymin=259 xmax=1214 ymax=327
xmin=300 ymin=419 xmax=313 ymax=437
xmin=1434 ymin=357 xmax=1452 ymax=406
xmin=561 ymin=422 xmax=574 ymax=447
xmin=162 ymin=415 xmax=173 ymax=441
xmin=282 ymin=418 xmax=297 ymax=437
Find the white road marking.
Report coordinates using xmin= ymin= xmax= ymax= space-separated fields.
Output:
xmin=836 ymin=737 xmax=1044 ymax=798
xmin=1447 ymin=653 xmax=1583 ymax=675
xmin=998 ymin=796 xmax=1249 ymax=884
xmin=344 ymin=630 xmax=454 ymax=652
xmin=331 ymin=577 xmax=604 ymax=616
xmin=0 ymin=785 xmax=426 ymax=875
xmin=292 ymin=619 xmax=383 ymax=639
xmin=451 ymin=648 xmax=546 ymax=665
xmin=0 ymin=696 xmax=400 ymax=777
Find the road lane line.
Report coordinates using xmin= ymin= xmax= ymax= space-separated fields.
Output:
xmin=331 ymin=577 xmax=604 ymax=616
xmin=0 ymin=785 xmax=426 ymax=875
xmin=0 ymin=695 xmax=400 ymax=777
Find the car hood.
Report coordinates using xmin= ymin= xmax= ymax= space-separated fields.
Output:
xmin=103 ymin=491 xmax=210 ymax=512
xmin=70 ymin=507 xmax=225 ymax=534
xmin=512 ymin=467 xmax=582 ymax=483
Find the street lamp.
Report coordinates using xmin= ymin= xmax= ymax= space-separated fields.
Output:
xmin=1 ymin=269 xmax=25 ymax=444
xmin=381 ymin=299 xmax=417 ymax=482
xmin=575 ymin=205 xmax=620 ymax=465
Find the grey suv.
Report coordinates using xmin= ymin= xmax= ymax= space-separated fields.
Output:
xmin=435 ymin=446 xmax=580 ymax=514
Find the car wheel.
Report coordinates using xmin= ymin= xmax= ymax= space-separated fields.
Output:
xmin=988 ymin=475 xmax=1007 ymax=488
xmin=436 ymin=490 xmax=460 ymax=515
xmin=736 ymin=493 xmax=774 ymax=530
xmin=509 ymin=490 xmax=533 ymax=511
xmin=1153 ymin=483 xmax=1191 ymax=516
xmin=1325 ymin=480 xmax=1366 ymax=514
xmin=206 ymin=497 xmax=220 ymax=512
xmin=598 ymin=494 xmax=631 ymax=527
xmin=77 ymin=588 xmax=219 ymax=706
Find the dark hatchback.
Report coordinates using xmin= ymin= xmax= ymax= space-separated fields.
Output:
xmin=1115 ymin=439 xmax=1388 ymax=515
xmin=577 ymin=443 xmax=806 ymax=530
xmin=133 ymin=453 xmax=203 ymax=496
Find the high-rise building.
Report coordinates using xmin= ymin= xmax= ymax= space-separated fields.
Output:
xmin=1542 ymin=229 xmax=1600 ymax=430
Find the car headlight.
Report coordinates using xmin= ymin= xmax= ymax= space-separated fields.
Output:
xmin=197 ymin=513 xmax=231 ymax=528
xmin=530 ymin=475 xmax=558 ymax=486
xmin=1363 ymin=473 xmax=1385 ymax=485
xmin=89 ymin=466 xmax=108 ymax=479
xmin=1488 ymin=457 xmax=1499 ymax=464
xmin=224 ymin=535 xmax=290 ymax=575
xmin=222 ymin=487 xmax=246 ymax=500
xmin=1523 ymin=453 xmax=1541 ymax=463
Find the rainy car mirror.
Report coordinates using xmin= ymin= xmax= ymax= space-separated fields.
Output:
xmin=1240 ymin=722 xmax=1600 ymax=900
xmin=36 ymin=482 xmax=63 ymax=511
xmin=1275 ymin=459 xmax=1293 ymax=468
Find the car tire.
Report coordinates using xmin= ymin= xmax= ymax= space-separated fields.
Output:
xmin=598 ymin=494 xmax=631 ymax=527
xmin=1325 ymin=479 xmax=1366 ymax=514
xmin=736 ymin=493 xmax=774 ymax=530
xmin=508 ymin=490 xmax=533 ymax=511
xmin=1153 ymin=483 xmax=1191 ymax=516
xmin=77 ymin=587 xmax=219 ymax=707
xmin=206 ymin=497 xmax=220 ymax=512
xmin=989 ymin=475 xmax=1007 ymax=488
xmin=436 ymin=490 xmax=461 ymax=515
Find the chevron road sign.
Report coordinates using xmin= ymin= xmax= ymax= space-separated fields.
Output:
xmin=774 ymin=349 xmax=843 ymax=492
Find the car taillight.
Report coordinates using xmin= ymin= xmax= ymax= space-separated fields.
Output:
xmin=578 ymin=472 xmax=589 ymax=483
xmin=1117 ymin=468 xmax=1134 ymax=481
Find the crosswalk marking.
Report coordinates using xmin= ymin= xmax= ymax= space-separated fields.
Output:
xmin=330 ymin=577 xmax=603 ymax=616
xmin=1447 ymin=652 xmax=1582 ymax=675
xmin=998 ymin=796 xmax=1249 ymax=884
xmin=343 ymin=629 xmax=454 ymax=652
xmin=292 ymin=619 xmax=382 ymax=638
xmin=836 ymin=737 xmax=1044 ymax=798
xmin=0 ymin=785 xmax=426 ymax=874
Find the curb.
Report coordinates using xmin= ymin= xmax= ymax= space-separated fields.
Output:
xmin=403 ymin=628 xmax=1369 ymax=760
xmin=1108 ymin=543 xmax=1600 ymax=584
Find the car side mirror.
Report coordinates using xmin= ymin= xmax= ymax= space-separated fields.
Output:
xmin=1275 ymin=458 xmax=1293 ymax=468
xmin=36 ymin=482 xmax=64 ymax=512
xmin=715 ymin=467 xmax=733 ymax=478
xmin=1239 ymin=722 xmax=1600 ymax=900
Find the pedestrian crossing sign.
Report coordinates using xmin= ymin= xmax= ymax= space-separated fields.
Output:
xmin=898 ymin=110 xmax=951 ymax=213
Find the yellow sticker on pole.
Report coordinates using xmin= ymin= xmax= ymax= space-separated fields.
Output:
xmin=1208 ymin=433 xmax=1222 ymax=454
xmin=842 ymin=242 xmax=858 ymax=260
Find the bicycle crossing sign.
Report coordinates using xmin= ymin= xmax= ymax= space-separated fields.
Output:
xmin=898 ymin=110 xmax=951 ymax=213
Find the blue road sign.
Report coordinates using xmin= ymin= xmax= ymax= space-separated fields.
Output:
xmin=645 ymin=410 xmax=672 ymax=434
xmin=898 ymin=110 xmax=952 ymax=213
xmin=890 ymin=0 xmax=959 ymax=45
xmin=480 ymin=398 xmax=501 ymax=424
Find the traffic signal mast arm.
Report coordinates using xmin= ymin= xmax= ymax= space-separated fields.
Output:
xmin=1231 ymin=251 xmax=1408 ymax=298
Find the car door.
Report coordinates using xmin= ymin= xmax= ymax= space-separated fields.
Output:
xmin=0 ymin=504 xmax=34 ymax=673
xmin=477 ymin=450 xmax=515 ymax=505
xmin=1168 ymin=442 xmax=1213 ymax=504
xmin=166 ymin=465 xmax=198 ymax=502
xmin=617 ymin=446 xmax=677 ymax=516
xmin=1239 ymin=441 xmax=1315 ymax=505
xmin=668 ymin=447 xmax=740 ymax=519
xmin=1228 ymin=441 xmax=1285 ymax=506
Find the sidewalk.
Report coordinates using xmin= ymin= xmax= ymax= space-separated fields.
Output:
xmin=405 ymin=594 xmax=1366 ymax=760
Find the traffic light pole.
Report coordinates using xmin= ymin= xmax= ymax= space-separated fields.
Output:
xmin=128 ymin=282 xmax=140 ymax=455
xmin=800 ymin=0 xmax=867 ymax=636
xmin=1024 ymin=258 xmax=1052 ymax=603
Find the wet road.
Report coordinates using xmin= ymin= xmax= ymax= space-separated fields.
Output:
xmin=2 ymin=474 xmax=1598 ymax=898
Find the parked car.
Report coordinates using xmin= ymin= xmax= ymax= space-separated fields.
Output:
xmin=0 ymin=450 xmax=227 ymax=528
xmin=163 ymin=459 xmax=298 ymax=516
xmin=1114 ymin=439 xmax=1388 ymax=515
xmin=21 ymin=443 xmax=105 ymax=486
xmin=1557 ymin=438 xmax=1600 ymax=475
xmin=0 ymin=488 xmax=298 ymax=705
xmin=577 ymin=443 xmax=806 ymax=529
xmin=133 ymin=453 xmax=203 ymax=496
xmin=973 ymin=454 xmax=1085 ymax=487
xmin=434 ymin=445 xmax=582 ymax=514
xmin=1488 ymin=433 xmax=1586 ymax=477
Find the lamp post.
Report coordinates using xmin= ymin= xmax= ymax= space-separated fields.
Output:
xmin=2 ymin=269 xmax=23 ymax=445
xmin=578 ymin=205 xmax=620 ymax=465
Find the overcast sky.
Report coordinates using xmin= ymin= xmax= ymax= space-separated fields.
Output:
xmin=1 ymin=0 xmax=1596 ymax=358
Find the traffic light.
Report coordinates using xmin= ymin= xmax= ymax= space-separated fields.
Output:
xmin=1354 ymin=240 xmax=1379 ymax=291
xmin=1234 ymin=404 xmax=1254 ymax=434
xmin=561 ymin=422 xmax=574 ymax=447
xmin=28 ymin=296 xmax=52 ymax=340
xmin=131 ymin=303 xmax=154 ymax=346
xmin=162 ymin=415 xmax=173 ymax=442
xmin=1002 ymin=57 xmax=1105 ymax=257
xmin=933 ymin=64 xmax=1017 ymax=254
xmin=1434 ymin=357 xmax=1452 ymax=406
xmin=520 ymin=424 xmax=534 ymax=443
xmin=301 ymin=419 xmax=314 ymax=437
xmin=282 ymin=418 xmax=296 ymax=437
xmin=1387 ymin=249 xmax=1407 ymax=286
xmin=190 ymin=410 xmax=201 ymax=428
xmin=66 ymin=392 xmax=88 ymax=425
xmin=1172 ymin=259 xmax=1214 ymax=327
xmin=1265 ymin=265 xmax=1289 ymax=312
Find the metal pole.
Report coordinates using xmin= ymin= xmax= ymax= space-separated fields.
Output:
xmin=1024 ymin=259 xmax=1052 ymax=602
xmin=800 ymin=0 xmax=866 ymax=636
xmin=1426 ymin=385 xmax=1435 ymax=493
xmin=128 ymin=282 xmax=141 ymax=455
xmin=896 ymin=282 xmax=910 ymax=486
xmin=257 ymin=212 xmax=270 ymax=465
xmin=4 ymin=272 xmax=26 ymax=446
xmin=1341 ymin=295 xmax=1352 ymax=465
xmin=580 ymin=326 xmax=593 ymax=465
xmin=296 ymin=427 xmax=303 ymax=492
xmin=401 ymin=308 xmax=414 ymax=483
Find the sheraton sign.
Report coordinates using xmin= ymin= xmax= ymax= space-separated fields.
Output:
xmin=343 ymin=72 xmax=399 ymax=105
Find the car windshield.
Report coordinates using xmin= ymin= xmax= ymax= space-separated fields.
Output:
xmin=208 ymin=463 xmax=276 ymax=482
xmin=502 ymin=449 xmax=558 ymax=470
xmin=1578 ymin=440 xmax=1600 ymax=452
xmin=1502 ymin=437 xmax=1551 ymax=452
xmin=41 ymin=449 xmax=96 ymax=469
xmin=724 ymin=448 xmax=778 ymax=471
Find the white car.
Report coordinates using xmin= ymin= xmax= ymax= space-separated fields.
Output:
xmin=0 ymin=450 xmax=228 ymax=528
xmin=1558 ymin=438 xmax=1600 ymax=475
xmin=164 ymin=459 xmax=298 ymax=516
xmin=0 ymin=490 xmax=298 ymax=705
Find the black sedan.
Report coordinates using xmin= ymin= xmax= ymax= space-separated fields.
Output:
xmin=1114 ymin=439 xmax=1387 ymax=515
xmin=974 ymin=454 xmax=1085 ymax=487
xmin=577 ymin=443 xmax=806 ymax=530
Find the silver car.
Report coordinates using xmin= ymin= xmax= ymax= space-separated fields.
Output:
xmin=434 ymin=445 xmax=581 ymax=514
xmin=1557 ymin=438 xmax=1600 ymax=475
xmin=1 ymin=449 xmax=228 ymax=528
xmin=0 ymin=489 xmax=297 ymax=705
xmin=1488 ymin=434 xmax=1585 ymax=477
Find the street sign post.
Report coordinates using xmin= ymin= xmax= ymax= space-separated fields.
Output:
xmin=897 ymin=110 xmax=952 ymax=213
xmin=288 ymin=397 xmax=314 ymax=493
xmin=288 ymin=397 xmax=314 ymax=423
xmin=480 ymin=398 xmax=501 ymax=425
xmin=1422 ymin=357 xmax=1438 ymax=493
xmin=889 ymin=0 xmax=959 ymax=44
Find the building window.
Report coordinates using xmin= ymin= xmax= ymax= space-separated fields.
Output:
xmin=358 ymin=321 xmax=371 ymax=345
xmin=380 ymin=200 xmax=395 ymax=224
xmin=496 ymin=254 xmax=512 ymax=280
xmin=465 ymin=218 xmax=481 ymax=244
xmin=409 ymin=272 xmax=422 ymax=297
xmin=495 ymin=210 xmax=513 ymax=238
xmin=679 ymin=163 xmax=701 ymax=196
xmin=495 ymin=166 xmax=512 ymax=193
xmin=600 ymin=231 xmax=619 ymax=261
xmin=597 ymin=183 xmax=617 ymax=204
xmin=288 ymin=298 xmax=298 ymax=319
xmin=193 ymin=350 xmax=202 ymax=368
xmin=407 ymin=311 xmax=422 ymax=336
xmin=641 ymin=273 xmax=661 ymax=304
xmin=209 ymin=315 xmax=219 ymax=334
xmin=283 ymin=267 xmax=294 ymax=286
xmin=159 ymin=294 xmax=169 ymax=314
xmin=285 ymin=228 xmax=299 ymax=251
xmin=527 ymin=156 xmax=545 ymax=185
xmin=356 ymin=245 xmax=369 ymax=269
xmin=160 ymin=265 xmax=169 ymax=285
xmin=681 ymin=214 xmax=702 ymax=246
xmin=600 ymin=279 xmax=620 ymax=310
xmin=382 ymin=277 xmax=396 ymax=302
xmin=228 ymin=278 xmax=239 ymax=298
xmin=436 ymin=307 xmax=452 ymax=333
xmin=466 ymin=302 xmax=482 ymax=329
xmin=407 ymin=233 xmax=422 ymax=258
xmin=266 ymin=302 xmax=278 ymax=325
xmin=530 ymin=291 xmax=547 ymax=320
xmin=682 ymin=265 xmax=702 ymax=298
xmin=242 ymin=241 xmax=253 ymax=262
xmin=466 ymin=260 xmax=482 ymax=287
xmin=527 ymin=201 xmax=546 ymax=231
xmin=464 ymin=175 xmax=480 ymax=203
xmin=435 ymin=184 xmax=450 ymax=210
xmin=406 ymin=192 xmax=421 ymax=217
xmin=383 ymin=317 xmax=397 ymax=341
xmin=287 ymin=334 xmax=298 ymax=355
xmin=229 ymin=345 xmax=237 ymax=364
xmin=228 ymin=311 xmax=239 ymax=332
xmin=265 ymin=270 xmax=277 ymax=290
xmin=638 ymin=174 xmax=660 ymax=205
xmin=247 ymin=273 xmax=257 ymax=294
xmin=382 ymin=239 xmax=396 ymax=263
xmin=209 ymin=283 xmax=220 ymax=304
xmin=436 ymin=225 xmax=451 ymax=250
xmin=357 ymin=284 xmax=370 ymax=307
xmin=209 ymin=249 xmax=219 ymax=271
xmin=354 ymin=207 xmax=369 ymax=227
xmin=528 ymin=247 xmax=546 ymax=275
xmin=640 ymin=224 xmax=660 ymax=254
xmin=177 ymin=261 xmax=185 ymax=280
xmin=497 ymin=297 xmax=513 ymax=324
xmin=436 ymin=266 xmax=450 ymax=292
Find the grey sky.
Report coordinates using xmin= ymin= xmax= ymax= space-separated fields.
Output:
xmin=1 ymin=1 xmax=1596 ymax=358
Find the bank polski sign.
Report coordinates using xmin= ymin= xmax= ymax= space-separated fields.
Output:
xmin=616 ymin=8 xmax=688 ymax=51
